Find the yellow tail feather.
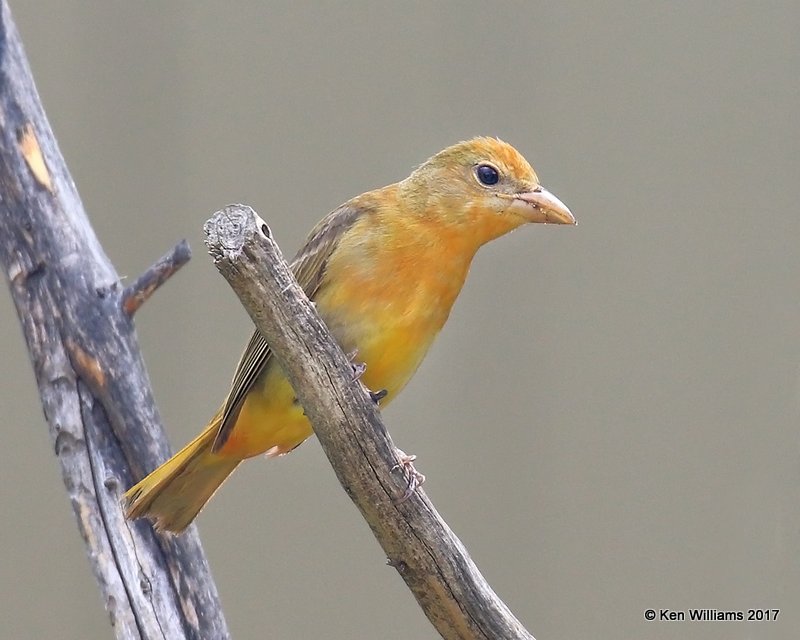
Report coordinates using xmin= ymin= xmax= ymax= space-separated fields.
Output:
xmin=123 ymin=414 xmax=240 ymax=533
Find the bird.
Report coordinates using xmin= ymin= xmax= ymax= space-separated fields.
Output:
xmin=123 ymin=137 xmax=575 ymax=532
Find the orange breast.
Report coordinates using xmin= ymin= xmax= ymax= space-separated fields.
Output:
xmin=316 ymin=213 xmax=475 ymax=398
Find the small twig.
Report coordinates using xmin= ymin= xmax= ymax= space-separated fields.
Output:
xmin=204 ymin=204 xmax=535 ymax=640
xmin=122 ymin=239 xmax=191 ymax=316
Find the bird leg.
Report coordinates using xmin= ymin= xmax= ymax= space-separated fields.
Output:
xmin=392 ymin=448 xmax=426 ymax=503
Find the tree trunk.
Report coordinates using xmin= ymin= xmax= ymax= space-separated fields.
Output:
xmin=0 ymin=3 xmax=230 ymax=638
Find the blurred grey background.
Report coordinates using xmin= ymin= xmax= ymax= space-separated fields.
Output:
xmin=2 ymin=1 xmax=798 ymax=639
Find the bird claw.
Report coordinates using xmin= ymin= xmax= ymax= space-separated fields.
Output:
xmin=391 ymin=449 xmax=425 ymax=503
xmin=369 ymin=388 xmax=388 ymax=404
xmin=347 ymin=350 xmax=367 ymax=382
xmin=351 ymin=362 xmax=367 ymax=382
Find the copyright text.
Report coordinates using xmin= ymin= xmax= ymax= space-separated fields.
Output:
xmin=643 ymin=609 xmax=779 ymax=622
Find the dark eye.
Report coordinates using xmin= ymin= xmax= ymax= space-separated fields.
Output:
xmin=475 ymin=164 xmax=500 ymax=186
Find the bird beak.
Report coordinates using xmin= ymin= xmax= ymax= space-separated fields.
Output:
xmin=511 ymin=187 xmax=576 ymax=225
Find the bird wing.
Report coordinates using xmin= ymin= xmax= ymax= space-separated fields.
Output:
xmin=212 ymin=203 xmax=365 ymax=452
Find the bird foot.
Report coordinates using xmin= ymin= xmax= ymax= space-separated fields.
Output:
xmin=347 ymin=349 xmax=387 ymax=404
xmin=391 ymin=449 xmax=425 ymax=503
xmin=347 ymin=349 xmax=367 ymax=382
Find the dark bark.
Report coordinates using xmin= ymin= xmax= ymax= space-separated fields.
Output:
xmin=0 ymin=3 xmax=229 ymax=638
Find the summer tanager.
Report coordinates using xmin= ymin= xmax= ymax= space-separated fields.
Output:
xmin=124 ymin=137 xmax=575 ymax=532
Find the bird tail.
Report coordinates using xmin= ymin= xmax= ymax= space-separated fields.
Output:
xmin=123 ymin=412 xmax=239 ymax=533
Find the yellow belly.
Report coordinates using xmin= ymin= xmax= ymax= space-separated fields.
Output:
xmin=220 ymin=304 xmax=442 ymax=458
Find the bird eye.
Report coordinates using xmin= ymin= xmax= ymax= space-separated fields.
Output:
xmin=475 ymin=164 xmax=500 ymax=186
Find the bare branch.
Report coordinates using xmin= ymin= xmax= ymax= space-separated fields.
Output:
xmin=122 ymin=239 xmax=191 ymax=316
xmin=204 ymin=204 xmax=535 ymax=640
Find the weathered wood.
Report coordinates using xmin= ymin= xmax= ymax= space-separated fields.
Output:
xmin=205 ymin=204 xmax=535 ymax=640
xmin=122 ymin=239 xmax=191 ymax=316
xmin=0 ymin=3 xmax=229 ymax=638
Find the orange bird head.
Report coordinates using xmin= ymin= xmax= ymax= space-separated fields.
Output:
xmin=399 ymin=137 xmax=575 ymax=245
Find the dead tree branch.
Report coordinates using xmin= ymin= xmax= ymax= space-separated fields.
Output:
xmin=205 ymin=204 xmax=535 ymax=640
xmin=122 ymin=239 xmax=191 ymax=316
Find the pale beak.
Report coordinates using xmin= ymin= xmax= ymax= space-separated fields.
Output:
xmin=511 ymin=187 xmax=575 ymax=225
